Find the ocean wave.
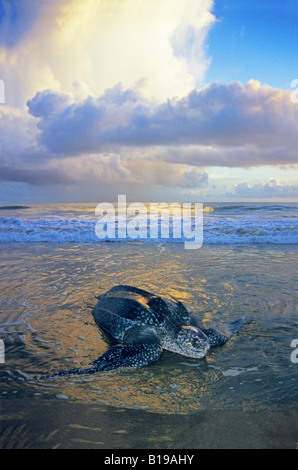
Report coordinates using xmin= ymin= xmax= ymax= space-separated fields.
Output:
xmin=0 ymin=214 xmax=297 ymax=245
xmin=210 ymin=204 xmax=298 ymax=213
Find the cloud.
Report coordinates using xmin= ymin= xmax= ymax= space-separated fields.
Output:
xmin=0 ymin=0 xmax=215 ymax=107
xmin=0 ymin=165 xmax=75 ymax=186
xmin=123 ymin=159 xmax=208 ymax=188
xmin=1 ymin=77 xmax=297 ymax=195
xmin=0 ymin=101 xmax=209 ymax=188
xmin=227 ymin=179 xmax=298 ymax=199
xmin=0 ymin=0 xmax=42 ymax=47
xmin=26 ymin=80 xmax=298 ymax=166
xmin=0 ymin=105 xmax=36 ymax=153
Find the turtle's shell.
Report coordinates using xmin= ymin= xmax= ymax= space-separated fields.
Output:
xmin=94 ymin=285 xmax=191 ymax=334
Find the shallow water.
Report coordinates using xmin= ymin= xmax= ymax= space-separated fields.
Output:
xmin=0 ymin=242 xmax=297 ymax=448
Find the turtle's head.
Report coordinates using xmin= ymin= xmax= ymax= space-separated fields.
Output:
xmin=168 ymin=325 xmax=210 ymax=359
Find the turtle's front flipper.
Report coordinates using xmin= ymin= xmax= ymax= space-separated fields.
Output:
xmin=227 ymin=318 xmax=250 ymax=336
xmin=201 ymin=328 xmax=228 ymax=347
xmin=91 ymin=325 xmax=163 ymax=370
xmin=45 ymin=365 xmax=100 ymax=379
xmin=45 ymin=343 xmax=162 ymax=378
xmin=45 ymin=326 xmax=162 ymax=378
xmin=91 ymin=341 xmax=162 ymax=371
xmin=202 ymin=317 xmax=250 ymax=347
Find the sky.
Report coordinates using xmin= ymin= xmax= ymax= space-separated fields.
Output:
xmin=0 ymin=0 xmax=297 ymax=203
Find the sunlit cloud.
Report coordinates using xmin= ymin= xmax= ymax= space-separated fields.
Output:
xmin=0 ymin=0 xmax=215 ymax=107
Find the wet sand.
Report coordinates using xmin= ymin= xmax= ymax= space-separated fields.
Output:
xmin=0 ymin=242 xmax=297 ymax=448
xmin=1 ymin=399 xmax=298 ymax=449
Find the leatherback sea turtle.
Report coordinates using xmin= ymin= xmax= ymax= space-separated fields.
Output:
xmin=47 ymin=285 xmax=248 ymax=377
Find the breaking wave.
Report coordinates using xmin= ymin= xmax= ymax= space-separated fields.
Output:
xmin=0 ymin=202 xmax=297 ymax=245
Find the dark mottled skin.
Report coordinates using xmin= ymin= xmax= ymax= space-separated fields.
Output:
xmin=46 ymin=285 xmax=248 ymax=378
